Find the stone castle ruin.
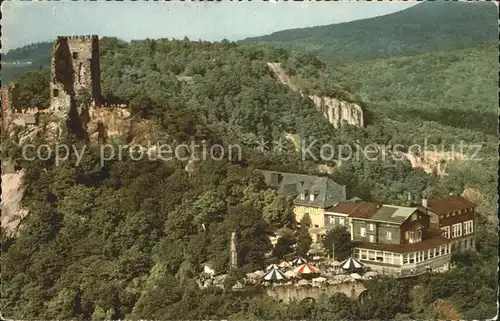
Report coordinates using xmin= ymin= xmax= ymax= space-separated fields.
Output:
xmin=1 ymin=35 xmax=131 ymax=142
xmin=50 ymin=35 xmax=102 ymax=114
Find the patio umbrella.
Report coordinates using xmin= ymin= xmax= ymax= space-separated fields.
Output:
xmin=339 ymin=257 xmax=364 ymax=271
xmin=350 ymin=273 xmax=362 ymax=280
xmin=263 ymin=268 xmax=287 ymax=282
xmin=312 ymin=276 xmax=327 ymax=283
xmin=297 ymin=279 xmax=310 ymax=286
xmin=295 ymin=263 xmax=320 ymax=275
xmin=333 ymin=274 xmax=349 ymax=281
xmin=330 ymin=260 xmax=341 ymax=267
xmin=266 ymin=264 xmax=280 ymax=272
xmin=278 ymin=261 xmax=292 ymax=268
xmin=364 ymin=271 xmax=379 ymax=278
xmin=292 ymin=257 xmax=308 ymax=265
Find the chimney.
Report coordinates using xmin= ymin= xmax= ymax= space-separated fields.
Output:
xmin=230 ymin=232 xmax=238 ymax=268
xmin=421 ymin=198 xmax=428 ymax=208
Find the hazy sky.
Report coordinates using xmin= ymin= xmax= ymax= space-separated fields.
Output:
xmin=2 ymin=0 xmax=417 ymax=52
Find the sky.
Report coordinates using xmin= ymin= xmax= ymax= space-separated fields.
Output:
xmin=2 ymin=0 xmax=417 ymax=52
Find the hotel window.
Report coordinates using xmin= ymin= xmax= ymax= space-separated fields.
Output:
xmin=403 ymin=254 xmax=408 ymax=265
xmin=464 ymin=220 xmax=473 ymax=235
xmin=409 ymin=253 xmax=415 ymax=264
xmin=369 ymin=235 xmax=375 ymax=243
xmin=339 ymin=217 xmax=345 ymax=225
xmin=386 ymin=231 xmax=392 ymax=240
xmin=369 ymin=223 xmax=375 ymax=231
xmin=429 ymin=249 xmax=434 ymax=259
xmin=441 ymin=226 xmax=450 ymax=238
xmin=368 ymin=251 xmax=376 ymax=261
xmin=360 ymin=227 xmax=366 ymax=237
xmin=329 ymin=216 xmax=335 ymax=225
xmin=360 ymin=250 xmax=367 ymax=260
xmin=452 ymin=223 xmax=462 ymax=238
xmin=405 ymin=231 xmax=409 ymax=241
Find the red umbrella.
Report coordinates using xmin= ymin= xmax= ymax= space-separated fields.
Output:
xmin=295 ymin=263 xmax=319 ymax=275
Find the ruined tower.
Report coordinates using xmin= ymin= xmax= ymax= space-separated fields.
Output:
xmin=50 ymin=35 xmax=101 ymax=114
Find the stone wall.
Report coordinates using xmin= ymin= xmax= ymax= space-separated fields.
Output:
xmin=264 ymin=281 xmax=366 ymax=303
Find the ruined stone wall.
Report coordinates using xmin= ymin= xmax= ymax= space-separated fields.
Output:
xmin=1 ymin=85 xmax=12 ymax=131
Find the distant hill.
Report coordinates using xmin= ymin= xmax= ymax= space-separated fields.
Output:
xmin=1 ymin=42 xmax=52 ymax=83
xmin=321 ymin=41 xmax=498 ymax=134
xmin=242 ymin=1 xmax=498 ymax=61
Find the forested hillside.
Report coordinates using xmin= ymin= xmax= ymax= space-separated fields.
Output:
xmin=1 ymin=37 xmax=497 ymax=320
xmin=283 ymin=41 xmax=498 ymax=135
xmin=1 ymin=42 xmax=52 ymax=83
xmin=243 ymin=1 xmax=497 ymax=61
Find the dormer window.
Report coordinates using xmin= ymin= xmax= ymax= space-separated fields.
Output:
xmin=309 ymin=194 xmax=315 ymax=201
xmin=300 ymin=192 xmax=305 ymax=200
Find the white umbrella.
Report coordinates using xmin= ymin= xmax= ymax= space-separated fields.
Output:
xmin=333 ymin=274 xmax=349 ymax=281
xmin=350 ymin=273 xmax=362 ymax=280
xmin=312 ymin=276 xmax=327 ymax=283
xmin=284 ymin=270 xmax=297 ymax=278
xmin=364 ymin=271 xmax=379 ymax=277
xmin=278 ymin=261 xmax=292 ymax=268
xmin=297 ymin=279 xmax=310 ymax=286
xmin=252 ymin=270 xmax=265 ymax=277
xmin=266 ymin=264 xmax=279 ymax=271
xmin=330 ymin=260 xmax=341 ymax=267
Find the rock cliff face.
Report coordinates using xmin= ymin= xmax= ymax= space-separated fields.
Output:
xmin=403 ymin=151 xmax=465 ymax=176
xmin=267 ymin=62 xmax=364 ymax=128
xmin=1 ymin=171 xmax=28 ymax=235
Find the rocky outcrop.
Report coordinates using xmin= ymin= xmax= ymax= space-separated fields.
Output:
xmin=1 ymin=171 xmax=28 ymax=235
xmin=267 ymin=62 xmax=364 ymax=129
xmin=403 ymin=151 xmax=465 ymax=176
xmin=309 ymin=95 xmax=364 ymax=128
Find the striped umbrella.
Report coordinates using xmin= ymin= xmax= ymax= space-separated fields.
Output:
xmin=295 ymin=263 xmax=319 ymax=275
xmin=292 ymin=257 xmax=308 ymax=265
xmin=339 ymin=257 xmax=364 ymax=271
xmin=262 ymin=268 xmax=287 ymax=282
xmin=265 ymin=264 xmax=280 ymax=272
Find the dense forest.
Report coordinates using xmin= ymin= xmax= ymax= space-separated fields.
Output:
xmin=1 ymin=34 xmax=497 ymax=320
xmin=243 ymin=1 xmax=498 ymax=61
